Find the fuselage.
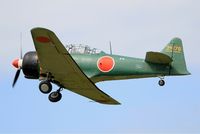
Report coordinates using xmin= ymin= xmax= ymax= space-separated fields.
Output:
xmin=71 ymin=53 xmax=170 ymax=83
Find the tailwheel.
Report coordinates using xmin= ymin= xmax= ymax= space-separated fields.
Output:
xmin=158 ymin=79 xmax=165 ymax=86
xmin=48 ymin=90 xmax=62 ymax=102
xmin=39 ymin=80 xmax=52 ymax=94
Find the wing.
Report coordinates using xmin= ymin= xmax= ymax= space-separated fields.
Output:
xmin=31 ymin=27 xmax=120 ymax=105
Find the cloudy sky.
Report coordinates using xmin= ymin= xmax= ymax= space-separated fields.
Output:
xmin=0 ymin=0 xmax=200 ymax=133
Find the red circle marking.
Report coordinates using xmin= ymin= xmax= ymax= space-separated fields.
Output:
xmin=97 ymin=56 xmax=115 ymax=72
xmin=36 ymin=36 xmax=51 ymax=43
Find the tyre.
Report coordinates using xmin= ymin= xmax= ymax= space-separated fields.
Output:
xmin=48 ymin=91 xmax=62 ymax=102
xmin=39 ymin=81 xmax=52 ymax=94
xmin=158 ymin=80 xmax=165 ymax=86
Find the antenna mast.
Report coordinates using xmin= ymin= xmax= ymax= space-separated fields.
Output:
xmin=109 ymin=41 xmax=112 ymax=55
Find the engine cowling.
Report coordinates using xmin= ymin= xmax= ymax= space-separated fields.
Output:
xmin=22 ymin=51 xmax=39 ymax=79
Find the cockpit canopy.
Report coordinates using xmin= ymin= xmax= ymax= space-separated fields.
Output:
xmin=66 ymin=44 xmax=105 ymax=54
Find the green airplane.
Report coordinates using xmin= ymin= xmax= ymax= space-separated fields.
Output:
xmin=12 ymin=28 xmax=190 ymax=105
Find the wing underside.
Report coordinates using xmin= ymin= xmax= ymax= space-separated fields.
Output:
xmin=31 ymin=27 xmax=120 ymax=105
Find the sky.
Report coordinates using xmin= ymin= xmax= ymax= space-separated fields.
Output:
xmin=0 ymin=0 xmax=200 ymax=133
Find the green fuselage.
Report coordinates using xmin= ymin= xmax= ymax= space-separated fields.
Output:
xmin=71 ymin=53 xmax=170 ymax=83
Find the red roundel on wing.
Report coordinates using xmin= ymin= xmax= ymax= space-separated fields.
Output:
xmin=97 ymin=56 xmax=115 ymax=72
xmin=36 ymin=36 xmax=51 ymax=43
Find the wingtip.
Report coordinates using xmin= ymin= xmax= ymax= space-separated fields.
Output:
xmin=96 ymin=100 xmax=121 ymax=105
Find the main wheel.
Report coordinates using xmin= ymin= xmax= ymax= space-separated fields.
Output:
xmin=48 ymin=91 xmax=62 ymax=102
xmin=39 ymin=80 xmax=52 ymax=94
xmin=158 ymin=80 xmax=165 ymax=86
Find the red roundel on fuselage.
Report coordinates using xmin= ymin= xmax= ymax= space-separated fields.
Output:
xmin=97 ymin=56 xmax=115 ymax=72
xmin=36 ymin=36 xmax=51 ymax=43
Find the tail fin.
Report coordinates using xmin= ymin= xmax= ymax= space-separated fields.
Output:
xmin=161 ymin=38 xmax=190 ymax=75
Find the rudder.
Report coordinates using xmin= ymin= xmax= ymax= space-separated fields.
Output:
xmin=161 ymin=38 xmax=190 ymax=75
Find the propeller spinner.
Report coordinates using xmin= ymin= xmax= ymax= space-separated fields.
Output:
xmin=12 ymin=59 xmax=22 ymax=69
xmin=12 ymin=58 xmax=23 ymax=87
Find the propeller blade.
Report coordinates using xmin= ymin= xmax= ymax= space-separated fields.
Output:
xmin=20 ymin=32 xmax=23 ymax=59
xmin=12 ymin=69 xmax=21 ymax=87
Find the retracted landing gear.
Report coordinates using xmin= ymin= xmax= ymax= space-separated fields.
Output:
xmin=48 ymin=87 xmax=63 ymax=102
xmin=39 ymin=80 xmax=52 ymax=94
xmin=158 ymin=76 xmax=165 ymax=86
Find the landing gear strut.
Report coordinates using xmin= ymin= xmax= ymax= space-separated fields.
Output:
xmin=39 ymin=72 xmax=63 ymax=102
xmin=158 ymin=76 xmax=165 ymax=86
xmin=48 ymin=88 xmax=63 ymax=102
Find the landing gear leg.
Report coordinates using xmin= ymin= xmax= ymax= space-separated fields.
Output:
xmin=158 ymin=76 xmax=165 ymax=86
xmin=48 ymin=87 xmax=63 ymax=102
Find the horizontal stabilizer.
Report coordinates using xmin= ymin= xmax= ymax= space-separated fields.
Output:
xmin=145 ymin=51 xmax=173 ymax=65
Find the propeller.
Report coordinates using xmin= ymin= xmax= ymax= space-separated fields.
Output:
xmin=12 ymin=33 xmax=23 ymax=87
xmin=12 ymin=68 xmax=21 ymax=87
